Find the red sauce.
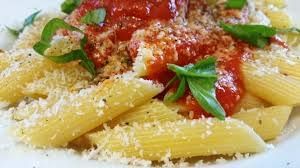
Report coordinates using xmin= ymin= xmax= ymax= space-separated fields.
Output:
xmin=71 ymin=0 xmax=187 ymax=67
xmin=69 ymin=0 xmax=253 ymax=118
xmin=128 ymin=22 xmax=251 ymax=118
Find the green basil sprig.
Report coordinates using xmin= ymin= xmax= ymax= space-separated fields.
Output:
xmin=81 ymin=8 xmax=106 ymax=25
xmin=225 ymin=0 xmax=247 ymax=9
xmin=33 ymin=18 xmax=96 ymax=76
xmin=7 ymin=10 xmax=41 ymax=37
xmin=61 ymin=0 xmax=83 ymax=14
xmin=164 ymin=57 xmax=226 ymax=120
xmin=220 ymin=22 xmax=277 ymax=48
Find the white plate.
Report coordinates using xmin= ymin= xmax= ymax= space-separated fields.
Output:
xmin=0 ymin=1 xmax=299 ymax=168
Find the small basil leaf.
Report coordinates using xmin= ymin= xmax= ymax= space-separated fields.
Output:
xmin=226 ymin=0 xmax=247 ymax=9
xmin=220 ymin=22 xmax=277 ymax=48
xmin=81 ymin=8 xmax=106 ymax=25
xmin=6 ymin=10 xmax=41 ymax=37
xmin=61 ymin=0 xmax=83 ymax=14
xmin=6 ymin=26 xmax=20 ymax=37
xmin=167 ymin=64 xmax=217 ymax=78
xmin=187 ymin=77 xmax=226 ymax=120
xmin=33 ymin=18 xmax=96 ymax=76
xmin=21 ymin=10 xmax=41 ymax=32
xmin=164 ymin=77 xmax=186 ymax=103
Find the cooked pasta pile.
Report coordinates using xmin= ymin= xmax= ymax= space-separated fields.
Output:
xmin=1 ymin=0 xmax=299 ymax=165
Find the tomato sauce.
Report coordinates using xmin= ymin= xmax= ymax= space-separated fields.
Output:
xmin=71 ymin=0 xmax=187 ymax=67
xmin=70 ymin=0 xmax=253 ymax=118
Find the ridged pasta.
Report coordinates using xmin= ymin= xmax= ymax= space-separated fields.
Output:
xmin=234 ymin=93 xmax=269 ymax=112
xmin=242 ymin=62 xmax=300 ymax=106
xmin=269 ymin=58 xmax=300 ymax=79
xmin=264 ymin=9 xmax=292 ymax=29
xmin=0 ymin=49 xmax=58 ymax=104
xmin=23 ymin=65 xmax=92 ymax=97
xmin=15 ymin=78 xmax=162 ymax=147
xmin=87 ymin=119 xmax=267 ymax=160
xmin=0 ymin=53 xmax=10 ymax=72
xmin=264 ymin=0 xmax=286 ymax=8
xmin=12 ymin=90 xmax=63 ymax=121
xmin=108 ymin=99 xmax=183 ymax=127
xmin=233 ymin=106 xmax=292 ymax=140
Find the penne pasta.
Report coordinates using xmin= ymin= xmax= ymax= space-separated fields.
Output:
xmin=15 ymin=78 xmax=163 ymax=147
xmin=0 ymin=49 xmax=58 ymax=104
xmin=87 ymin=119 xmax=267 ymax=160
xmin=23 ymin=65 xmax=92 ymax=97
xmin=234 ymin=93 xmax=269 ymax=112
xmin=12 ymin=90 xmax=63 ymax=121
xmin=264 ymin=9 xmax=292 ymax=29
xmin=0 ymin=53 xmax=10 ymax=72
xmin=269 ymin=58 xmax=300 ymax=79
xmin=233 ymin=106 xmax=292 ymax=140
xmin=242 ymin=62 xmax=300 ymax=106
xmin=108 ymin=99 xmax=183 ymax=127
xmin=264 ymin=0 xmax=286 ymax=8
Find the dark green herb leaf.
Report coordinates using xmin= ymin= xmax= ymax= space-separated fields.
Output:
xmin=6 ymin=10 xmax=41 ymax=37
xmin=226 ymin=0 xmax=247 ymax=9
xmin=21 ymin=10 xmax=41 ymax=31
xmin=165 ymin=57 xmax=226 ymax=120
xmin=81 ymin=8 xmax=106 ymax=25
xmin=220 ymin=22 xmax=277 ymax=48
xmin=167 ymin=64 xmax=217 ymax=78
xmin=164 ymin=76 xmax=186 ymax=103
xmin=6 ymin=26 xmax=20 ymax=37
xmin=187 ymin=77 xmax=225 ymax=120
xmin=33 ymin=18 xmax=96 ymax=76
xmin=61 ymin=0 xmax=83 ymax=14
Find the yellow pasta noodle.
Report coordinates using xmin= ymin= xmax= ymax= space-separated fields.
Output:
xmin=23 ymin=65 xmax=92 ymax=97
xmin=264 ymin=9 xmax=292 ymax=29
xmin=15 ymin=77 xmax=163 ymax=147
xmin=233 ymin=106 xmax=292 ymax=140
xmin=264 ymin=0 xmax=286 ymax=8
xmin=108 ymin=99 xmax=183 ymax=127
xmin=0 ymin=53 xmax=10 ymax=72
xmin=12 ymin=90 xmax=63 ymax=121
xmin=269 ymin=58 xmax=300 ymax=79
xmin=242 ymin=62 xmax=300 ymax=106
xmin=0 ymin=49 xmax=58 ymax=104
xmin=234 ymin=93 xmax=269 ymax=112
xmin=87 ymin=119 xmax=267 ymax=160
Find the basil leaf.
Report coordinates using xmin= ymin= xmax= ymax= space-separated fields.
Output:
xmin=21 ymin=10 xmax=41 ymax=32
xmin=167 ymin=64 xmax=217 ymax=78
xmin=61 ymin=0 xmax=82 ymax=14
xmin=187 ymin=77 xmax=225 ymax=120
xmin=33 ymin=18 xmax=96 ymax=76
xmin=6 ymin=26 xmax=20 ymax=37
xmin=6 ymin=10 xmax=41 ymax=37
xmin=226 ymin=0 xmax=247 ymax=9
xmin=220 ymin=22 xmax=277 ymax=48
xmin=81 ymin=8 xmax=106 ymax=25
xmin=165 ymin=57 xmax=225 ymax=120
xmin=164 ymin=76 xmax=186 ymax=103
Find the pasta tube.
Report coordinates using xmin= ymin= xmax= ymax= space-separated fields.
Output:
xmin=108 ymin=99 xmax=183 ymax=127
xmin=87 ymin=119 xmax=267 ymax=160
xmin=233 ymin=106 xmax=292 ymax=140
xmin=242 ymin=62 xmax=300 ymax=106
xmin=15 ymin=78 xmax=163 ymax=147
